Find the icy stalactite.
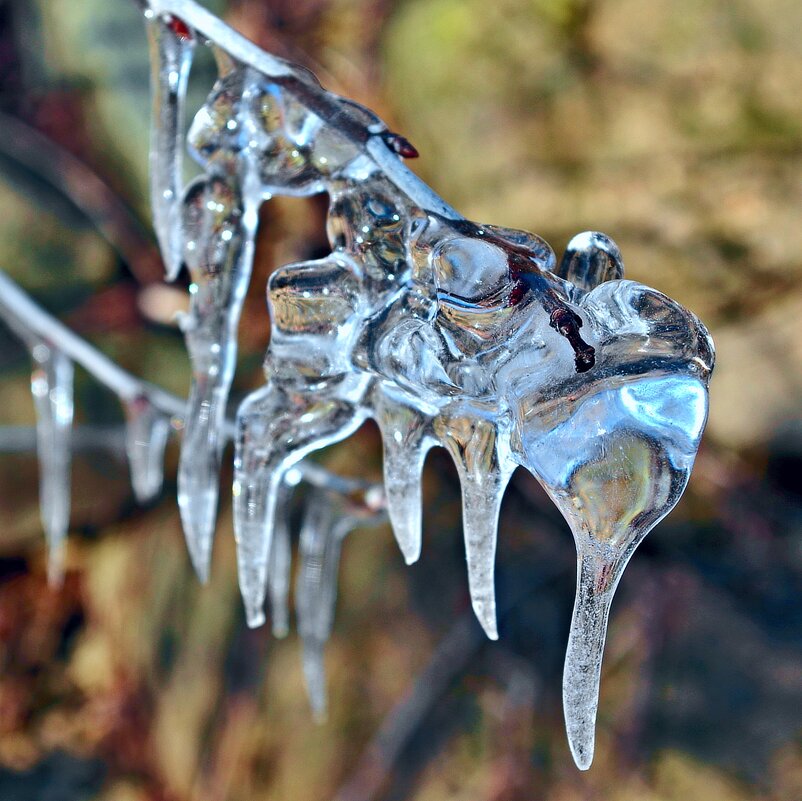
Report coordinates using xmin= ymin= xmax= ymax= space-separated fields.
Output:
xmin=145 ymin=11 xmax=196 ymax=280
xmin=373 ymin=388 xmax=433 ymax=565
xmin=235 ymin=384 xmax=369 ymax=629
xmin=295 ymin=487 xmax=344 ymax=720
xmin=169 ymin=60 xmax=264 ymax=581
xmin=434 ymin=413 xmax=516 ymax=641
xmin=123 ymin=396 xmax=171 ymax=503
xmin=139 ymin=0 xmax=715 ymax=769
xmin=295 ymin=485 xmax=385 ymax=718
xmin=29 ymin=344 xmax=74 ymax=586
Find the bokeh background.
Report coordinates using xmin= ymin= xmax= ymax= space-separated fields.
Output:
xmin=1 ymin=0 xmax=801 ymax=799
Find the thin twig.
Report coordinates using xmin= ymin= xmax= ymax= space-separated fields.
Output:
xmin=0 ymin=269 xmax=380 ymax=496
xmin=0 ymin=425 xmax=127 ymax=454
xmin=136 ymin=0 xmax=462 ymax=220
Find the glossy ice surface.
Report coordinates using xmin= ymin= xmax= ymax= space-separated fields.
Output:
xmin=141 ymin=0 xmax=714 ymax=769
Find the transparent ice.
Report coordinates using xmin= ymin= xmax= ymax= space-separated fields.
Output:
xmin=123 ymin=395 xmax=171 ymax=503
xmin=0 ymin=0 xmax=715 ymax=772
xmin=30 ymin=343 xmax=74 ymax=586
xmin=140 ymin=0 xmax=715 ymax=769
xmin=295 ymin=485 xmax=384 ymax=719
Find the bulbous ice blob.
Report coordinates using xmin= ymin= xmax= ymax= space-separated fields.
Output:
xmin=512 ymin=280 xmax=713 ymax=768
xmin=556 ymin=231 xmax=624 ymax=292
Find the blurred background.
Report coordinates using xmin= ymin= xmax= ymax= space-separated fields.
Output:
xmin=0 ymin=0 xmax=801 ymax=799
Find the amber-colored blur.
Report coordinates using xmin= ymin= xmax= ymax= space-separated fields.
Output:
xmin=0 ymin=1 xmax=800 ymax=799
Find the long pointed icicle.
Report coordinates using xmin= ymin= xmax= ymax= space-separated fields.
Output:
xmin=123 ymin=396 xmax=171 ymax=503
xmin=374 ymin=392 xmax=431 ymax=565
xmin=563 ymin=547 xmax=627 ymax=770
xmin=436 ymin=414 xmax=514 ymax=640
xmin=176 ymin=68 xmax=262 ymax=582
xmin=145 ymin=11 xmax=196 ymax=280
xmin=295 ymin=488 xmax=345 ymax=720
xmin=30 ymin=344 xmax=74 ymax=586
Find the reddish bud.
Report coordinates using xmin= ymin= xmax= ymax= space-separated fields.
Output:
xmin=166 ymin=15 xmax=193 ymax=40
xmin=384 ymin=133 xmax=419 ymax=159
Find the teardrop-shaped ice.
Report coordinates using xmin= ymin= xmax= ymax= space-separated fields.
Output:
xmin=123 ymin=395 xmax=171 ymax=503
xmin=373 ymin=388 xmax=432 ymax=565
xmin=268 ymin=480 xmax=294 ymax=638
xmin=555 ymin=231 xmax=624 ymax=292
xmin=30 ymin=343 xmax=74 ymax=586
xmin=518 ymin=374 xmax=709 ymax=768
xmin=435 ymin=412 xmax=515 ymax=640
xmin=295 ymin=488 xmax=344 ymax=720
xmin=145 ymin=12 xmax=196 ymax=280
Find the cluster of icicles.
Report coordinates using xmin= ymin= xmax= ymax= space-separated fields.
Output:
xmin=0 ymin=0 xmax=715 ymax=770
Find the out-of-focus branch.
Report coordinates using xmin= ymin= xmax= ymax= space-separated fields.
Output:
xmin=0 ymin=425 xmax=126 ymax=454
xmin=0 ymin=268 xmax=181 ymax=414
xmin=0 ymin=269 xmax=382 ymax=499
xmin=0 ymin=112 xmax=161 ymax=284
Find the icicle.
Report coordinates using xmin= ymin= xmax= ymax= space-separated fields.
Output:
xmin=175 ymin=66 xmax=266 ymax=582
xmin=294 ymin=484 xmax=383 ymax=718
xmin=145 ymin=11 xmax=196 ymax=280
xmin=435 ymin=413 xmax=515 ymax=640
xmin=30 ymin=343 xmax=74 ymax=586
xmin=295 ymin=488 xmax=344 ymax=719
xmin=562 ymin=546 xmax=626 ymax=769
xmin=268 ymin=479 xmax=294 ymax=638
xmin=373 ymin=389 xmax=432 ymax=565
xmin=234 ymin=384 xmax=365 ymax=628
xmin=518 ymin=373 xmax=710 ymax=768
xmin=123 ymin=395 xmax=171 ymax=503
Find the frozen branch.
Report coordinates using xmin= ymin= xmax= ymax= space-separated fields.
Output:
xmin=0 ymin=268 xmax=382 ymax=496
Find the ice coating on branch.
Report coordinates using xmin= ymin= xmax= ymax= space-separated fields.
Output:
xmin=169 ymin=57 xmax=267 ymax=582
xmin=30 ymin=344 xmax=74 ymax=586
xmin=142 ymin=0 xmax=714 ymax=769
xmin=146 ymin=12 xmax=196 ymax=280
xmin=124 ymin=396 xmax=171 ymax=503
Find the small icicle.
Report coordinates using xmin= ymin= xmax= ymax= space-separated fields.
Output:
xmin=268 ymin=480 xmax=294 ymax=638
xmin=563 ymin=546 xmax=626 ymax=770
xmin=373 ymin=390 xmax=432 ymax=564
xmin=30 ymin=343 xmax=74 ymax=586
xmin=145 ymin=12 xmax=196 ymax=280
xmin=123 ymin=395 xmax=171 ymax=503
xmin=295 ymin=488 xmax=345 ymax=720
xmin=233 ymin=385 xmax=286 ymax=629
xmin=177 ymin=382 xmax=228 ymax=583
xmin=435 ymin=413 xmax=515 ymax=640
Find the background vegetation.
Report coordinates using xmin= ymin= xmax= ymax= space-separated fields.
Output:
xmin=0 ymin=0 xmax=800 ymax=798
